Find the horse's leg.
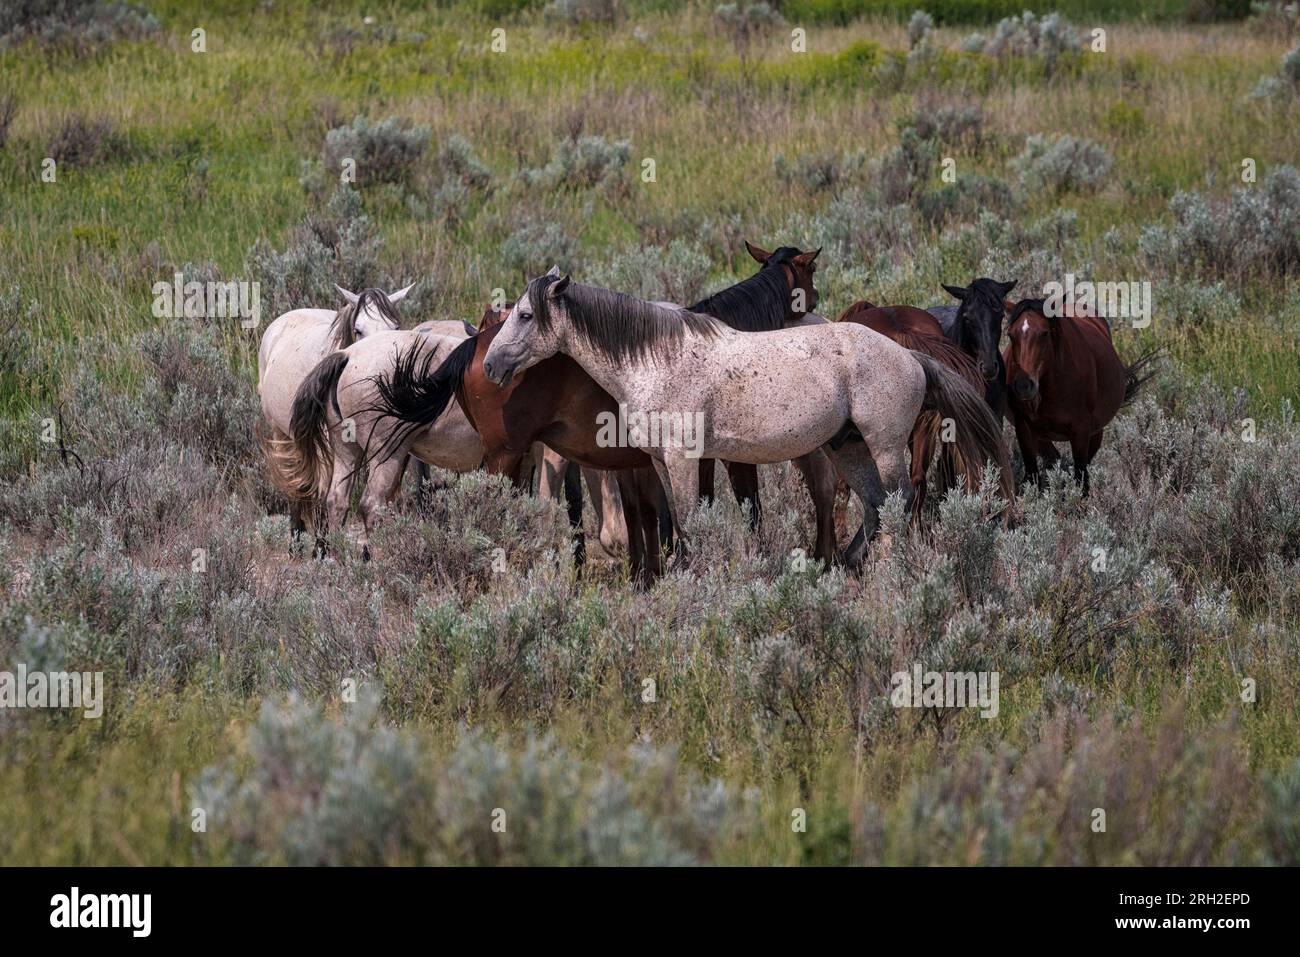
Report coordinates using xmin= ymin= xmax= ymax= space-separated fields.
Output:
xmin=585 ymin=467 xmax=627 ymax=557
xmin=909 ymin=421 xmax=930 ymax=523
xmin=824 ymin=441 xmax=886 ymax=569
xmin=358 ymin=456 xmax=405 ymax=562
xmin=793 ymin=450 xmax=837 ymax=567
xmin=562 ymin=460 xmax=586 ymax=568
xmin=615 ymin=470 xmax=646 ymax=585
xmin=288 ymin=499 xmax=309 ymax=556
xmin=637 ymin=466 xmax=665 ymax=582
xmin=536 ymin=444 xmax=567 ymax=500
xmin=319 ymin=435 xmax=359 ymax=559
xmin=723 ymin=461 xmax=761 ymax=533
xmin=657 ymin=483 xmax=674 ymax=554
xmin=1070 ymin=431 xmax=1100 ymax=497
xmin=697 ymin=458 xmax=716 ymax=508
xmin=832 ymin=476 xmax=852 ymax=544
xmin=653 ymin=454 xmax=699 ymax=561
xmin=1012 ymin=414 xmax=1041 ymax=489
xmin=1039 ymin=440 xmax=1063 ymax=472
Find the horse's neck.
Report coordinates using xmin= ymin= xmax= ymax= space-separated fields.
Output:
xmin=559 ymin=337 xmax=636 ymax=403
xmin=560 ymin=328 xmax=704 ymax=404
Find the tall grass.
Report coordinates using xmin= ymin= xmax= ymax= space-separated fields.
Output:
xmin=1 ymin=2 xmax=1297 ymax=864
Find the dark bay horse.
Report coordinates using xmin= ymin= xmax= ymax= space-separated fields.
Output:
xmin=835 ymin=301 xmax=1002 ymax=513
xmin=1003 ymin=298 xmax=1156 ymax=495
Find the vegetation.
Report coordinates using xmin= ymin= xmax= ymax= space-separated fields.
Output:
xmin=1 ymin=1 xmax=1297 ymax=864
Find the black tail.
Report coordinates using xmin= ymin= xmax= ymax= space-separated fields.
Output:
xmin=362 ymin=334 xmax=477 ymax=465
xmin=1122 ymin=348 xmax=1162 ymax=407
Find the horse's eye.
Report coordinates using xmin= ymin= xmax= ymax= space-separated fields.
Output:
xmin=519 ymin=311 xmax=533 ymax=322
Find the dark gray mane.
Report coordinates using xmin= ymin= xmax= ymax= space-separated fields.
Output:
xmin=330 ymin=288 xmax=402 ymax=349
xmin=531 ymin=275 xmax=720 ymax=364
xmin=688 ymin=247 xmax=801 ymax=332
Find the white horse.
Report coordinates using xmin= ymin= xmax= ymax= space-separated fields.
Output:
xmin=265 ymin=308 xmax=628 ymax=562
xmin=265 ymin=328 xmax=481 ymax=559
xmin=480 ymin=271 xmax=1011 ymax=566
xmin=258 ymin=284 xmax=413 ymax=541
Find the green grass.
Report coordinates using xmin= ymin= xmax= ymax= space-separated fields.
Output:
xmin=1 ymin=1 xmax=1298 ymax=864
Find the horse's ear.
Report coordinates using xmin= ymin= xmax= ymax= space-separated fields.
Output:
xmin=545 ymin=265 xmax=561 ymax=279
xmin=942 ymin=284 xmax=969 ymax=301
xmin=998 ymin=279 xmax=1018 ymax=298
xmin=744 ymin=240 xmax=773 ymax=264
xmin=551 ymin=274 xmax=571 ymax=297
xmin=794 ymin=247 xmax=822 ymax=268
xmin=335 ymin=285 xmax=359 ymax=306
xmin=388 ymin=282 xmax=416 ymax=304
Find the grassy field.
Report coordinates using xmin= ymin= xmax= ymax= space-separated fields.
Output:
xmin=1 ymin=0 xmax=1299 ymax=864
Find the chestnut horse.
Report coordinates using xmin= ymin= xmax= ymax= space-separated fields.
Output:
xmin=835 ymin=302 xmax=998 ymax=513
xmin=370 ymin=311 xmax=671 ymax=584
xmin=1003 ymin=298 xmax=1156 ymax=495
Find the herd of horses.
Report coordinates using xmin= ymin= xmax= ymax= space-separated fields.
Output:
xmin=257 ymin=242 xmax=1155 ymax=583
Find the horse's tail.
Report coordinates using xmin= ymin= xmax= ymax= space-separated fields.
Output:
xmin=1122 ymin=348 xmax=1162 ymax=407
xmin=911 ymin=351 xmax=1015 ymax=506
xmin=263 ymin=352 xmax=349 ymax=504
xmin=894 ymin=335 xmax=984 ymax=494
xmin=362 ymin=333 xmax=477 ymax=464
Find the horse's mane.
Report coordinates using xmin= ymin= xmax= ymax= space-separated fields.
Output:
xmin=532 ymin=275 xmax=721 ymax=364
xmin=480 ymin=303 xmax=510 ymax=331
xmin=688 ymin=247 xmax=802 ymax=332
xmin=330 ymin=288 xmax=402 ymax=349
xmin=960 ymin=278 xmax=1011 ymax=325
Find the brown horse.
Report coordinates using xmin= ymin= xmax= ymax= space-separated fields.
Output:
xmin=1003 ymin=298 xmax=1156 ymax=495
xmin=835 ymin=301 xmax=1000 ymax=512
xmin=370 ymin=310 xmax=671 ymax=584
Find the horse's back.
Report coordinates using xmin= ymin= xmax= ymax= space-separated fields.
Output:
xmin=927 ymin=305 xmax=960 ymax=341
xmin=839 ymin=303 xmax=946 ymax=342
xmin=339 ymin=330 xmax=482 ymax=469
xmin=258 ymin=310 xmax=337 ymax=431
xmin=413 ymin=319 xmax=474 ymax=339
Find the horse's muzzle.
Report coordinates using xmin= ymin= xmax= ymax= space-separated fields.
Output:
xmin=1011 ymin=375 xmax=1038 ymax=403
xmin=482 ymin=359 xmax=513 ymax=387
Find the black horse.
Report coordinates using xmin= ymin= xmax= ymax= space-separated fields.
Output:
xmin=929 ymin=277 xmax=1017 ymax=418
